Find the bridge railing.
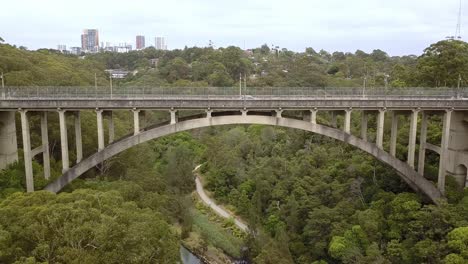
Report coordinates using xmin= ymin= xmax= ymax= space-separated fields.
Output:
xmin=1 ymin=86 xmax=467 ymax=99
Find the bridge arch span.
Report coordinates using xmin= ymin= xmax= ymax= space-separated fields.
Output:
xmin=44 ymin=115 xmax=444 ymax=203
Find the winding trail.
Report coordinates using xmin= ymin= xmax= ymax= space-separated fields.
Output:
xmin=193 ymin=165 xmax=249 ymax=232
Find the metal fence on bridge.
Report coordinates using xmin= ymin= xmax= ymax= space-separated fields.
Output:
xmin=1 ymin=86 xmax=467 ymax=99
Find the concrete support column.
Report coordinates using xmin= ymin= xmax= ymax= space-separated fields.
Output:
xmin=206 ymin=109 xmax=212 ymax=118
xmin=40 ymin=112 xmax=50 ymax=179
xmin=311 ymin=109 xmax=317 ymax=124
xmin=96 ymin=109 xmax=104 ymax=151
xmin=438 ymin=110 xmax=452 ymax=194
xmin=170 ymin=110 xmax=177 ymax=124
xmin=276 ymin=109 xmax=283 ymax=118
xmin=376 ymin=109 xmax=385 ymax=149
xmin=361 ymin=111 xmax=367 ymax=141
xmin=407 ymin=110 xmax=419 ymax=168
xmin=74 ymin=112 xmax=83 ymax=163
xmin=58 ymin=110 xmax=69 ymax=173
xmin=390 ymin=112 xmax=398 ymax=157
xmin=133 ymin=109 xmax=140 ymax=135
xmin=418 ymin=112 xmax=428 ymax=175
xmin=344 ymin=109 xmax=352 ymax=134
xmin=0 ymin=111 xmax=18 ymax=170
xmin=108 ymin=111 xmax=114 ymax=144
xmin=331 ymin=112 xmax=337 ymax=128
xmin=241 ymin=109 xmax=248 ymax=117
xmin=20 ymin=110 xmax=34 ymax=192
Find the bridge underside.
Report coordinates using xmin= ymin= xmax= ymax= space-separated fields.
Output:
xmin=41 ymin=114 xmax=444 ymax=203
xmin=3 ymin=102 xmax=468 ymax=204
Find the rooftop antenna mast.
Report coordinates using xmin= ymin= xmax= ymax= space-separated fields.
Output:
xmin=455 ymin=0 xmax=462 ymax=39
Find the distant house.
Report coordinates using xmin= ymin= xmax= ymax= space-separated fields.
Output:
xmin=149 ymin=58 xmax=159 ymax=67
xmin=105 ymin=69 xmax=130 ymax=79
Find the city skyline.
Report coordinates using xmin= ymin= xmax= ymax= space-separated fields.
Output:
xmin=0 ymin=0 xmax=465 ymax=56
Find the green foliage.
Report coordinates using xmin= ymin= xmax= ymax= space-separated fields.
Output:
xmin=0 ymin=190 xmax=179 ymax=263
xmin=0 ymin=43 xmax=107 ymax=86
xmin=447 ymin=227 xmax=468 ymax=260
xmin=190 ymin=206 xmax=243 ymax=258
xmin=417 ymin=40 xmax=468 ymax=87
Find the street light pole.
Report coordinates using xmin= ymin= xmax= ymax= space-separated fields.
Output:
xmin=457 ymin=73 xmax=462 ymax=98
xmin=362 ymin=76 xmax=367 ymax=98
xmin=239 ymin=73 xmax=242 ymax=97
xmin=384 ymin=74 xmax=389 ymax=94
xmin=109 ymin=72 xmax=113 ymax=99
xmin=244 ymin=73 xmax=247 ymax=96
xmin=94 ymin=73 xmax=98 ymax=98
xmin=1 ymin=72 xmax=4 ymax=99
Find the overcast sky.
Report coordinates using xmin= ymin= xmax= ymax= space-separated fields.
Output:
xmin=0 ymin=0 xmax=465 ymax=55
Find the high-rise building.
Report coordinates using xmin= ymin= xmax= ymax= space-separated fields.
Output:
xmin=155 ymin=37 xmax=166 ymax=50
xmin=136 ymin=35 xmax=145 ymax=50
xmin=57 ymin=45 xmax=67 ymax=52
xmin=81 ymin=29 xmax=99 ymax=53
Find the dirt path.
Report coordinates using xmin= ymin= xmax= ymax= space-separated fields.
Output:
xmin=193 ymin=165 xmax=249 ymax=232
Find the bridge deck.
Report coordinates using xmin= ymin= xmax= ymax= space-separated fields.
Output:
xmin=1 ymin=87 xmax=468 ymax=110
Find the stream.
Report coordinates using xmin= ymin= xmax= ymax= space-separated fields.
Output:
xmin=180 ymin=245 xmax=202 ymax=264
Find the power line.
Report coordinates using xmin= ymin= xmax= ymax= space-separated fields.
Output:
xmin=455 ymin=0 xmax=462 ymax=39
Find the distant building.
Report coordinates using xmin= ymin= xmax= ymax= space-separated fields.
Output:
xmin=105 ymin=69 xmax=130 ymax=79
xmin=70 ymin=47 xmax=82 ymax=55
xmin=155 ymin=37 xmax=167 ymax=50
xmin=136 ymin=35 xmax=145 ymax=50
xmin=149 ymin=58 xmax=159 ymax=67
xmin=57 ymin=44 xmax=67 ymax=52
xmin=81 ymin=29 xmax=99 ymax=53
xmin=104 ymin=43 xmax=132 ymax=53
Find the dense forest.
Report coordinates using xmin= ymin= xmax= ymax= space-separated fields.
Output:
xmin=0 ymin=37 xmax=467 ymax=263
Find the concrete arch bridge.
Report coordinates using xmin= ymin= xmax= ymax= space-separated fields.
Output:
xmin=1 ymin=86 xmax=468 ymax=204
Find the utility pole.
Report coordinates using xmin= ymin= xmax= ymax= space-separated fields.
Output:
xmin=109 ymin=72 xmax=113 ymax=99
xmin=244 ymin=73 xmax=247 ymax=96
xmin=1 ymin=72 xmax=4 ymax=99
xmin=455 ymin=0 xmax=462 ymax=39
xmin=239 ymin=73 xmax=242 ymax=97
xmin=384 ymin=74 xmax=389 ymax=93
xmin=362 ymin=76 xmax=367 ymax=98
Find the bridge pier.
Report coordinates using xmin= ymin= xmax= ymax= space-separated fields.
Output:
xmin=241 ymin=109 xmax=248 ymax=117
xmin=376 ymin=109 xmax=385 ymax=149
xmin=96 ymin=109 xmax=105 ymax=151
xmin=0 ymin=111 xmax=18 ymax=170
xmin=445 ymin=111 xmax=468 ymax=189
xmin=331 ymin=112 xmax=337 ymax=128
xmin=74 ymin=112 xmax=83 ymax=163
xmin=361 ymin=111 xmax=367 ymax=142
xmin=40 ymin=112 xmax=50 ymax=179
xmin=275 ymin=109 xmax=283 ymax=118
xmin=408 ymin=110 xmax=419 ymax=168
xmin=58 ymin=110 xmax=69 ymax=173
xmin=390 ymin=111 xmax=398 ymax=157
xmin=133 ymin=109 xmax=140 ymax=135
xmin=418 ymin=112 xmax=428 ymax=175
xmin=344 ymin=109 xmax=352 ymax=134
xmin=20 ymin=110 xmax=34 ymax=192
xmin=438 ymin=110 xmax=452 ymax=194
xmin=311 ymin=109 xmax=317 ymax=124
xmin=170 ymin=110 xmax=177 ymax=124
xmin=107 ymin=111 xmax=114 ymax=144
xmin=206 ymin=109 xmax=212 ymax=118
